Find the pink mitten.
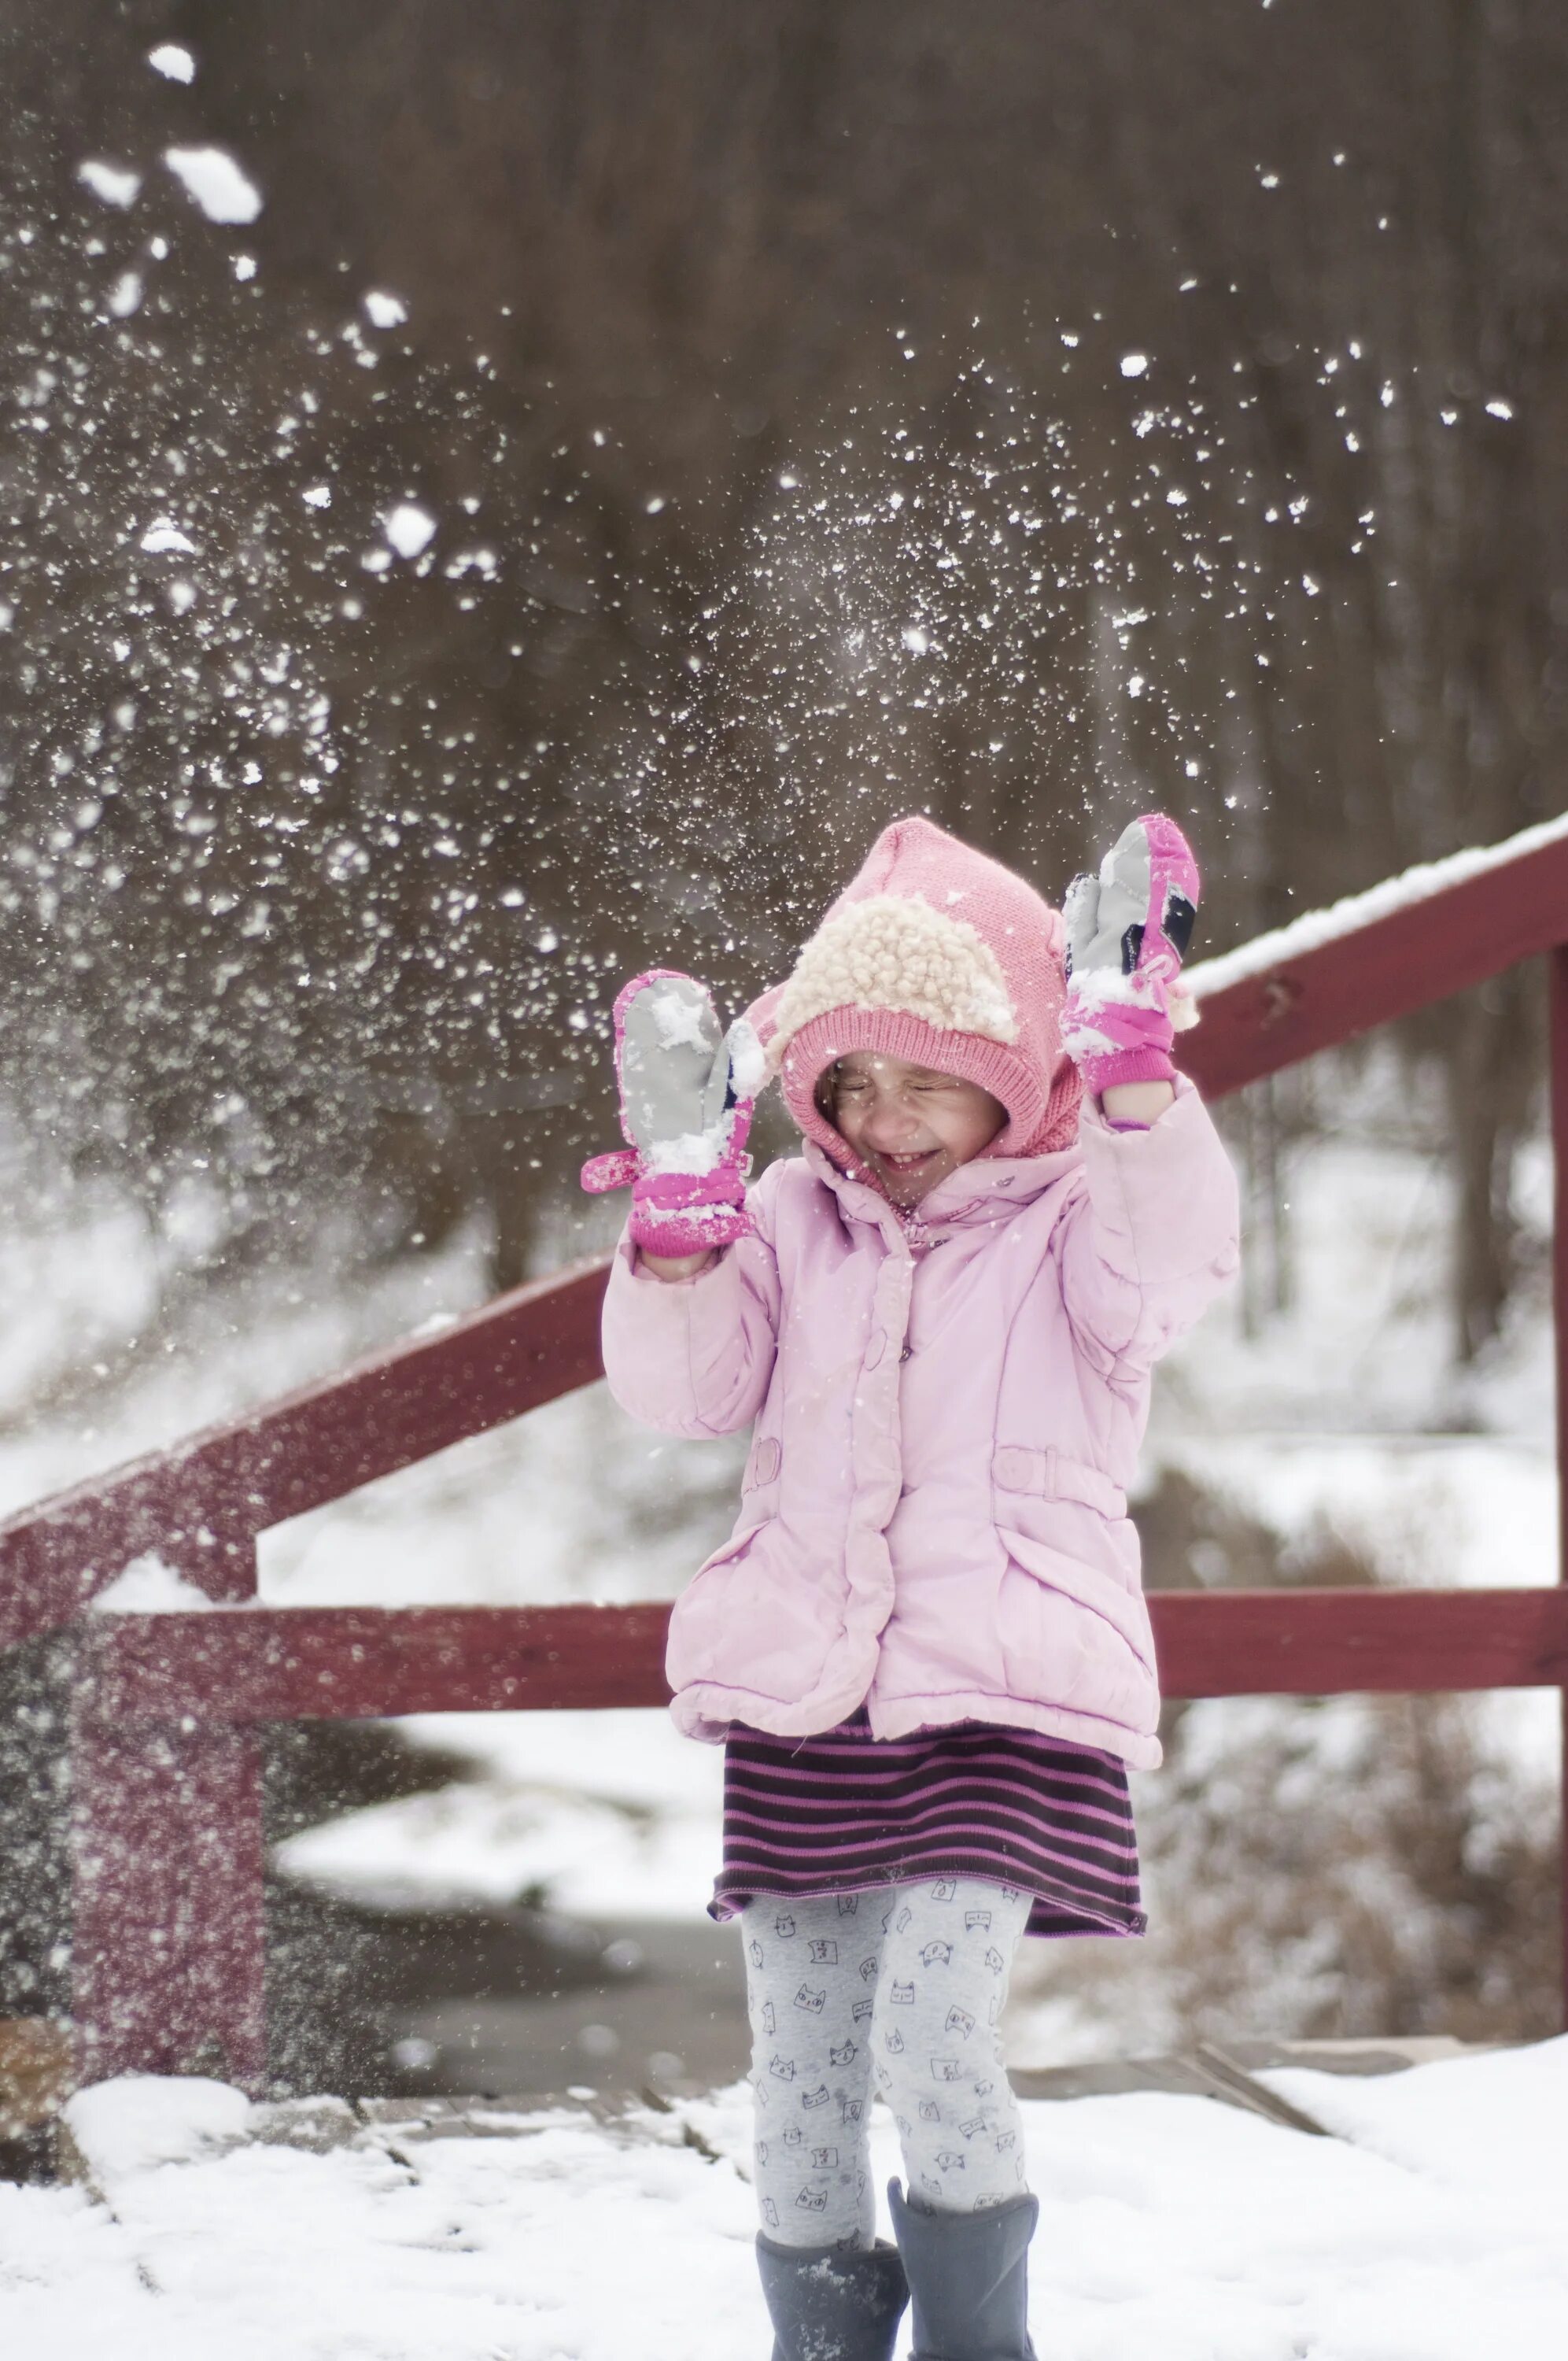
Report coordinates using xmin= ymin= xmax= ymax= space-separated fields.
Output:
xmin=1060 ymin=815 xmax=1200 ymax=1095
xmin=581 ymin=970 xmax=764 ymax=1256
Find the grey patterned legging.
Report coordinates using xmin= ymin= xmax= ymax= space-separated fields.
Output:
xmin=742 ymin=1876 xmax=1033 ymax=2249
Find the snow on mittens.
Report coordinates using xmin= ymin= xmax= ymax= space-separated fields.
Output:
xmin=581 ymin=970 xmax=763 ymax=1257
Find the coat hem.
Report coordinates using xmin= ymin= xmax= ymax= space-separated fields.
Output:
xmin=667 ymin=1671 xmax=879 ymax=1747
xmin=866 ymin=1688 xmax=1162 ymax=1768
xmin=670 ymin=1679 xmax=1162 ymax=1768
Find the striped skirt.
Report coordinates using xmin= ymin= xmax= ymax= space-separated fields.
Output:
xmin=710 ymin=1709 xmax=1146 ymax=1939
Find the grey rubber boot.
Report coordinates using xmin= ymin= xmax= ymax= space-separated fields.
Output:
xmin=755 ymin=2234 xmax=909 ymax=2361
xmin=887 ymin=2181 xmax=1039 ymax=2360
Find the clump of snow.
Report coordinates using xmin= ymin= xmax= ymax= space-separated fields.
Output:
xmin=382 ymin=504 xmax=437 ymax=560
xmin=105 ymin=271 xmax=144 ymax=320
xmin=89 ymin=1553 xmax=217 ymax=1613
xmin=1188 ymin=811 xmax=1568 ymax=999
xmin=645 ymin=1127 xmax=725 ymax=1175
xmin=644 ymin=979 xmax=715 ymax=1055
xmin=138 ymin=520 xmax=197 ymax=556
xmin=302 ymin=484 xmax=332 ymax=509
xmin=163 ymin=146 xmax=264 ymax=225
xmin=363 ymin=290 xmax=408 ymax=330
xmin=64 ymin=2075 xmax=249 ymax=2179
xmin=1120 ymin=351 xmax=1150 ymax=378
xmin=148 ymin=43 xmax=196 ymax=83
xmin=77 ymin=160 xmax=142 ymax=209
xmin=727 ymin=1019 xmax=767 ymax=1100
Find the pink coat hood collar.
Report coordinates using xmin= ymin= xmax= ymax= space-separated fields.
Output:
xmin=802 ymin=1136 xmax=1082 ymax=1245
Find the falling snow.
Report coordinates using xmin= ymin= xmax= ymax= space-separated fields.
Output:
xmin=382 ymin=503 xmax=438 ymax=558
xmin=147 ymin=42 xmax=197 ymax=83
xmin=76 ymin=160 xmax=142 ymax=209
xmin=163 ymin=145 xmax=264 ymax=224
xmin=138 ymin=521 xmax=199 ymax=556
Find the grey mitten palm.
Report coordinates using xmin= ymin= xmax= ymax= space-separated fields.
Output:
xmin=581 ymin=967 xmax=763 ymax=1254
xmin=1060 ymin=813 xmax=1201 ymax=1093
xmin=618 ymin=974 xmax=751 ymax=1162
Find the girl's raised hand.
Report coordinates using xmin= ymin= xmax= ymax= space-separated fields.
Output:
xmin=581 ymin=969 xmax=765 ymax=1256
xmin=1060 ymin=815 xmax=1200 ymax=1097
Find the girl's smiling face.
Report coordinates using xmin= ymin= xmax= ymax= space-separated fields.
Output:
xmin=824 ymin=1052 xmax=1007 ymax=1207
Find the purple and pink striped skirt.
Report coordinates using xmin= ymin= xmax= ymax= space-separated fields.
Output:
xmin=710 ymin=1709 xmax=1146 ymax=1939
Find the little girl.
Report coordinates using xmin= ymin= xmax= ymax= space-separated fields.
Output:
xmin=583 ymin=815 xmax=1238 ymax=2361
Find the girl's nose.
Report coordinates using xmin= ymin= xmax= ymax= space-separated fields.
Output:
xmin=864 ymin=1099 xmax=924 ymax=1150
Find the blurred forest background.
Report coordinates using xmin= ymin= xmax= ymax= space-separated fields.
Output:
xmin=2 ymin=0 xmax=1565 ymax=1361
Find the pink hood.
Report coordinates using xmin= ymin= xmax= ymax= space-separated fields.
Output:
xmin=748 ymin=815 xmax=1083 ymax=1165
xmin=602 ymin=1081 xmax=1241 ymax=1765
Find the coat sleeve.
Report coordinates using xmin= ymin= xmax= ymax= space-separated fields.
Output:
xmin=1056 ymin=1077 xmax=1241 ymax=1376
xmin=600 ymin=1163 xmax=784 ymax=1438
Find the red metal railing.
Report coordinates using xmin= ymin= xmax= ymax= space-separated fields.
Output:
xmin=4 ymin=821 xmax=1568 ymax=2087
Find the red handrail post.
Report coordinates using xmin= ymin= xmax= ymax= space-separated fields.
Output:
xmin=71 ymin=1678 xmax=267 ymax=2089
xmin=1551 ymin=943 xmax=1568 ymax=2030
xmin=70 ymin=1556 xmax=269 ymax=2091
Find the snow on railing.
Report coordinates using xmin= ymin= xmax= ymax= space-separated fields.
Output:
xmin=1187 ymin=811 xmax=1568 ymax=999
xmin=4 ymin=819 xmax=1568 ymax=2089
xmin=1180 ymin=813 xmax=1568 ymax=1099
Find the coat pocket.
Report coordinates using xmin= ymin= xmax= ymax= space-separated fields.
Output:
xmin=991 ymin=1443 xmax=1146 ymax=1672
xmin=995 ymin=1527 xmax=1155 ymax=1680
xmin=665 ymin=1516 xmax=826 ymax=1699
xmin=994 ymin=1533 xmax=1157 ymax=1727
xmin=665 ymin=1521 xmax=768 ymax=1690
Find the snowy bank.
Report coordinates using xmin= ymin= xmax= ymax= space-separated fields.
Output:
xmin=1 ymin=2040 xmax=1560 ymax=2358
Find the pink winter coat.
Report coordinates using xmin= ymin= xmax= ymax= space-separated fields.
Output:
xmin=603 ymin=1079 xmax=1239 ymax=1769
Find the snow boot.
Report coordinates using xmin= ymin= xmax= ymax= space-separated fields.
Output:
xmin=755 ymin=2233 xmax=909 ymax=2361
xmin=887 ymin=2181 xmax=1039 ymax=2360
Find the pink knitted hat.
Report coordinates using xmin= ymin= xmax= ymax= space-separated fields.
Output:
xmin=750 ymin=816 xmax=1083 ymax=1163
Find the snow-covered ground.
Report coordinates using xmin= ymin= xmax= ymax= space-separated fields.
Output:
xmin=3 ymin=2039 xmax=1564 ymax=2359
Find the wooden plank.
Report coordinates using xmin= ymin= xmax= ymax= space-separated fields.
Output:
xmin=1151 ymin=1586 xmax=1568 ymax=1697
xmin=1184 ymin=826 xmax=1568 ymax=1099
xmin=79 ymin=1588 xmax=1568 ymax=1725
xmin=82 ymin=1602 xmax=675 ymax=1723
xmin=0 ymin=1260 xmax=611 ymax=1650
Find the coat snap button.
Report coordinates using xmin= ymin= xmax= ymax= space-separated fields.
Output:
xmin=899 ymin=1343 xmax=912 ymax=1362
